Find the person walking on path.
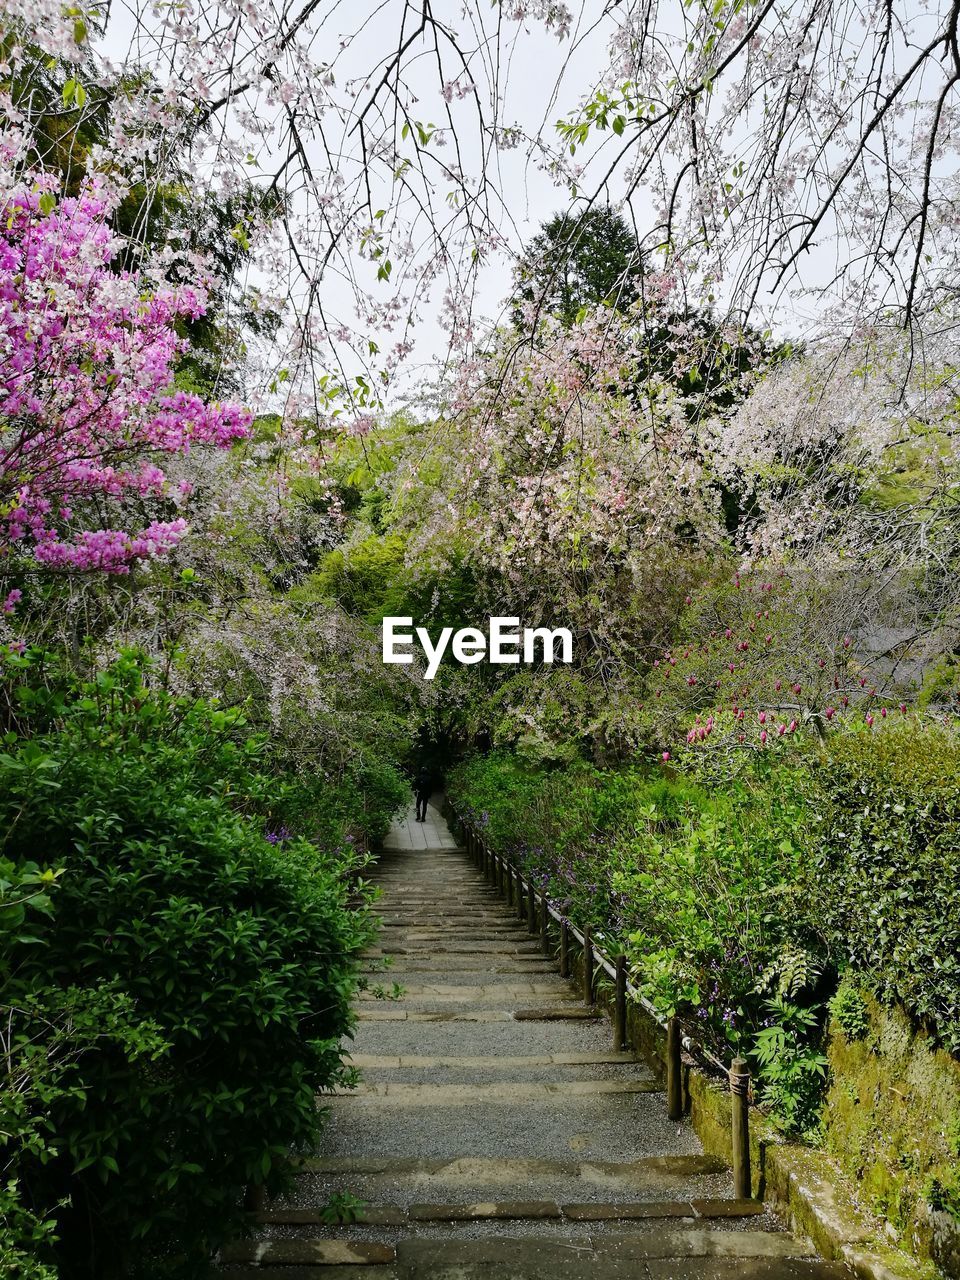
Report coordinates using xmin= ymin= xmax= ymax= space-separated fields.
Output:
xmin=413 ymin=768 xmax=431 ymax=822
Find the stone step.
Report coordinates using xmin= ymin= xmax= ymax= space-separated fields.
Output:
xmin=378 ymin=909 xmax=515 ymax=918
xmin=356 ymin=1005 xmax=604 ymax=1023
xmin=374 ymin=929 xmax=533 ymax=939
xmin=329 ymin=1080 xmax=660 ymax=1105
xmin=513 ymin=1006 xmax=603 ymax=1020
xmin=255 ymin=1198 xmax=765 ymax=1227
xmin=347 ymin=1053 xmax=638 ymax=1069
xmin=314 ymin=1102 xmax=703 ymax=1168
xmin=298 ymin=1153 xmax=728 ymax=1184
xmin=377 ymin=920 xmax=519 ymax=929
xmin=375 ymin=912 xmax=503 ymax=920
xmin=360 ymin=983 xmax=569 ymax=1001
xmin=361 ymin=969 xmax=558 ymax=982
xmin=357 ymin=1005 xmax=598 ymax=1022
xmin=222 ymin=1228 xmax=821 ymax=1270
xmin=221 ymin=1263 xmax=848 ymax=1280
xmin=362 ymin=962 xmax=556 ymax=975
xmin=374 ymin=936 xmax=535 ymax=945
xmin=373 ymin=874 xmax=483 ymax=881
xmin=362 ymin=945 xmax=545 ymax=956
xmin=344 ymin=1062 xmax=645 ymax=1087
xmin=374 ymin=900 xmax=513 ymax=905
xmin=357 ymin=1008 xmax=518 ymax=1022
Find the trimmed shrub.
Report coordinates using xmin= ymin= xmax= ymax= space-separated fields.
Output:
xmin=449 ymin=751 xmax=821 ymax=1046
xmin=451 ymin=724 xmax=960 ymax=1131
xmin=0 ymin=651 xmax=374 ymax=1278
xmin=811 ymin=724 xmax=960 ymax=1053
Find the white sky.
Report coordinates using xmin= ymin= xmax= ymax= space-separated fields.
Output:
xmin=87 ymin=0 xmax=948 ymax=409
xmin=97 ymin=1 xmax=647 ymax=403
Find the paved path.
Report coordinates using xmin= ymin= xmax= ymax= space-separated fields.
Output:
xmin=382 ymin=795 xmax=458 ymax=852
xmin=220 ymin=802 xmax=848 ymax=1279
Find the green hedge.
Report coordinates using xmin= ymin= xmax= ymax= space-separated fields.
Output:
xmin=449 ymin=753 xmax=820 ymax=1078
xmin=450 ymin=725 xmax=960 ymax=1127
xmin=809 ymin=725 xmax=960 ymax=1054
xmin=0 ymin=652 xmax=375 ymax=1278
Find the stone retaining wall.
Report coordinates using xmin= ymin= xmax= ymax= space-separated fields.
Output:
xmin=576 ymin=948 xmax=943 ymax=1280
xmin=821 ymin=988 xmax=960 ymax=1278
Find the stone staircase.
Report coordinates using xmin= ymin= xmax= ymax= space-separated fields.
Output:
xmin=218 ymin=801 xmax=850 ymax=1279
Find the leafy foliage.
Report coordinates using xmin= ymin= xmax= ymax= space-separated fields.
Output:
xmin=828 ymin=981 xmax=869 ymax=1042
xmin=751 ymin=997 xmax=828 ymax=1137
xmin=513 ymin=208 xmax=645 ymax=325
xmin=0 ymin=651 xmax=375 ymax=1278
xmin=449 ymin=749 xmax=824 ymax=1132
xmin=451 ymin=728 xmax=960 ymax=1133
xmin=808 ymin=724 xmax=960 ymax=1053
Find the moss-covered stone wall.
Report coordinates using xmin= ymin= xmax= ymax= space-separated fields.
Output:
xmin=823 ymin=984 xmax=960 ymax=1277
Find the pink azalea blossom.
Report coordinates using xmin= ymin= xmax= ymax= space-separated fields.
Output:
xmin=0 ymin=175 xmax=251 ymax=574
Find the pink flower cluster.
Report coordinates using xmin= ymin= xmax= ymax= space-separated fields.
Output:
xmin=0 ymin=175 xmax=251 ymax=574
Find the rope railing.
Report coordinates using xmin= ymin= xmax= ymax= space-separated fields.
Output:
xmin=453 ymin=810 xmax=753 ymax=1200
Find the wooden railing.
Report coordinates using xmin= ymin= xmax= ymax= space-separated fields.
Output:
xmin=454 ymin=811 xmax=753 ymax=1199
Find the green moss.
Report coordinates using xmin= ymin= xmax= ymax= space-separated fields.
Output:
xmin=824 ymin=987 xmax=960 ymax=1270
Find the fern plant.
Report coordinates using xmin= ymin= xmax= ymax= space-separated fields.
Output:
xmin=752 ymin=996 xmax=829 ymax=1136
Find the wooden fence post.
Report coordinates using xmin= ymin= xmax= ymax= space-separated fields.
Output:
xmin=666 ymin=1016 xmax=683 ymax=1120
xmin=559 ymin=920 xmax=570 ymax=978
xmin=613 ymin=954 xmax=628 ymax=1050
xmin=582 ymin=927 xmax=594 ymax=1005
xmin=730 ymin=1056 xmax=752 ymax=1199
xmin=540 ymin=894 xmax=550 ymax=955
xmin=516 ymin=869 xmax=525 ymax=921
xmin=526 ymin=881 xmax=536 ymax=933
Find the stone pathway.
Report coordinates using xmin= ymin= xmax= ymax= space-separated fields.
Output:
xmin=219 ymin=801 xmax=849 ymax=1279
xmin=380 ymin=797 xmax=459 ymax=853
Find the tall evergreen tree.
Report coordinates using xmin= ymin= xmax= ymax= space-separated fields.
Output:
xmin=513 ymin=208 xmax=643 ymax=325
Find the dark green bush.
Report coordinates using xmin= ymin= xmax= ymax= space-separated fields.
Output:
xmin=0 ymin=651 xmax=374 ymax=1278
xmin=811 ymin=724 xmax=960 ymax=1053
xmin=451 ymin=724 xmax=960 ymax=1132
xmin=344 ymin=757 xmax=410 ymax=848
xmin=828 ymin=979 xmax=869 ymax=1041
xmin=449 ymin=751 xmax=821 ymax=1051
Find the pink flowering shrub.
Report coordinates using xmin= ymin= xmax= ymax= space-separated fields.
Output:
xmin=0 ymin=174 xmax=251 ymax=574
